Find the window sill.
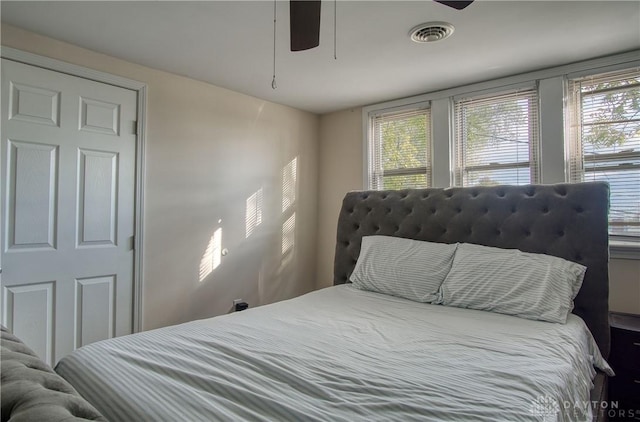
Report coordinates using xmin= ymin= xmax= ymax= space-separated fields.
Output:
xmin=610 ymin=239 xmax=640 ymax=260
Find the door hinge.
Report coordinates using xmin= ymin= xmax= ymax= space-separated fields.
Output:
xmin=132 ymin=121 xmax=138 ymax=135
xmin=129 ymin=235 xmax=135 ymax=251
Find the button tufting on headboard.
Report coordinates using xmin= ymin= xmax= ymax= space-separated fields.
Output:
xmin=332 ymin=182 xmax=610 ymax=358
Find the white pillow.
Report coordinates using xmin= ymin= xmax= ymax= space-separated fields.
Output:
xmin=349 ymin=236 xmax=457 ymax=303
xmin=439 ymin=243 xmax=586 ymax=323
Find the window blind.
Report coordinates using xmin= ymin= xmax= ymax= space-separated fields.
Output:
xmin=368 ymin=107 xmax=431 ymax=190
xmin=454 ymin=88 xmax=540 ymax=187
xmin=567 ymin=67 xmax=640 ymax=237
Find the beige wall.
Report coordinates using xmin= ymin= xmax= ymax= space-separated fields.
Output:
xmin=316 ymin=108 xmax=363 ymax=287
xmin=2 ymin=24 xmax=319 ymax=330
xmin=316 ymin=107 xmax=640 ymax=314
xmin=609 ymin=259 xmax=640 ymax=314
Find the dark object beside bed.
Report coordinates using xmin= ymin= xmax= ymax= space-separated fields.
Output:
xmin=333 ymin=182 xmax=610 ymax=420
xmin=1 ymin=325 xmax=106 ymax=422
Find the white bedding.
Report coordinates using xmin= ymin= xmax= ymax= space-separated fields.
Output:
xmin=55 ymin=285 xmax=612 ymax=421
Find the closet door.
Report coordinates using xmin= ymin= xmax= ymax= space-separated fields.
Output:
xmin=1 ymin=59 xmax=137 ymax=365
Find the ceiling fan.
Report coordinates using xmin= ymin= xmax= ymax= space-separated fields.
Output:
xmin=290 ymin=0 xmax=474 ymax=51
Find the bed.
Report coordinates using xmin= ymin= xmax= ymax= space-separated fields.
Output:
xmin=55 ymin=182 xmax=612 ymax=422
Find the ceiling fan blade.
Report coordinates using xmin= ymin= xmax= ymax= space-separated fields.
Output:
xmin=290 ymin=0 xmax=321 ymax=51
xmin=434 ymin=1 xmax=474 ymax=10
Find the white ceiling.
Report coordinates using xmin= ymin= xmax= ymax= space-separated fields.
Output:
xmin=2 ymin=1 xmax=639 ymax=114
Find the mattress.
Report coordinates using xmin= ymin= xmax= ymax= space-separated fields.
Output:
xmin=56 ymin=285 xmax=612 ymax=421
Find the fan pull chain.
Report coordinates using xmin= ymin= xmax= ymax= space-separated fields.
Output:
xmin=271 ymin=0 xmax=277 ymax=89
xmin=334 ymin=0 xmax=337 ymax=60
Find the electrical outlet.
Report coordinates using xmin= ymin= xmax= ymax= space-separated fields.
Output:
xmin=232 ymin=299 xmax=249 ymax=312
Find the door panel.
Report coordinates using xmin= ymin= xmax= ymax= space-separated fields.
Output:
xmin=79 ymin=97 xmax=120 ymax=136
xmin=2 ymin=280 xmax=55 ymax=364
xmin=1 ymin=59 xmax=137 ymax=366
xmin=6 ymin=140 xmax=58 ymax=250
xmin=74 ymin=275 xmax=115 ymax=349
xmin=9 ymin=82 xmax=60 ymax=127
xmin=77 ymin=149 xmax=118 ymax=246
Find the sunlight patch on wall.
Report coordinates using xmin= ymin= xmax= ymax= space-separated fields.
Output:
xmin=282 ymin=213 xmax=296 ymax=255
xmin=245 ymin=188 xmax=264 ymax=238
xmin=199 ymin=226 xmax=222 ymax=282
xmin=282 ymin=157 xmax=297 ymax=212
xmin=281 ymin=157 xmax=298 ymax=257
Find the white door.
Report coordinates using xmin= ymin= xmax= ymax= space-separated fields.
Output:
xmin=1 ymin=59 xmax=137 ymax=366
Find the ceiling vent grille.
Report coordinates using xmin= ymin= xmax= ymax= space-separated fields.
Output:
xmin=409 ymin=22 xmax=455 ymax=43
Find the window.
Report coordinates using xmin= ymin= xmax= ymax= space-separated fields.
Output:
xmin=367 ymin=106 xmax=431 ymax=190
xmin=453 ymin=88 xmax=540 ymax=186
xmin=363 ymin=52 xmax=638 ymax=256
xmin=567 ymin=68 xmax=640 ymax=237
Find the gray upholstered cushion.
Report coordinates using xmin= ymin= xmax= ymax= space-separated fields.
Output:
xmin=333 ymin=182 xmax=610 ymax=357
xmin=1 ymin=325 xmax=106 ymax=422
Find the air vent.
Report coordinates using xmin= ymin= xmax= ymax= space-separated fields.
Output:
xmin=409 ymin=22 xmax=455 ymax=43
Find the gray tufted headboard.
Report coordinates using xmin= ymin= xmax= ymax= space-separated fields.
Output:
xmin=333 ymin=182 xmax=610 ymax=357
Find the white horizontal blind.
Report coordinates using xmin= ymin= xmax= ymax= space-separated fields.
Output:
xmin=454 ymin=88 xmax=540 ymax=187
xmin=369 ymin=107 xmax=431 ymax=190
xmin=567 ymin=68 xmax=640 ymax=237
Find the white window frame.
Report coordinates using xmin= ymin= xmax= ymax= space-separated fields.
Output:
xmin=452 ymin=84 xmax=541 ymax=187
xmin=363 ymin=101 xmax=432 ymax=190
xmin=565 ymin=67 xmax=640 ymax=243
